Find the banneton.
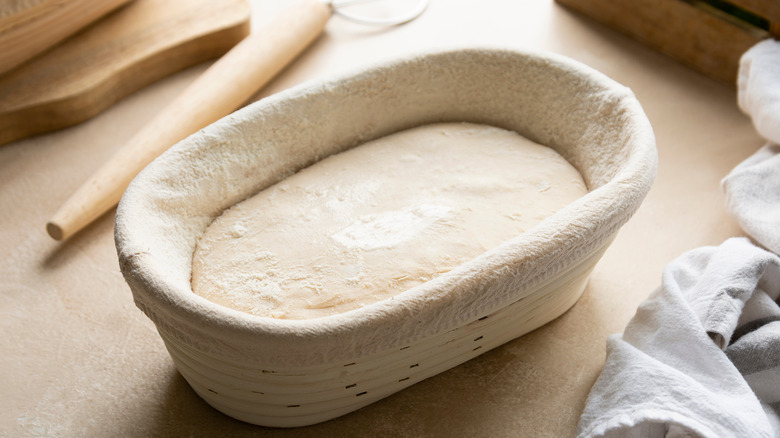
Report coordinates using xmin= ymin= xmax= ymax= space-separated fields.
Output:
xmin=115 ymin=48 xmax=656 ymax=427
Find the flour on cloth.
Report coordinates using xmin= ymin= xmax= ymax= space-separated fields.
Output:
xmin=578 ymin=39 xmax=780 ymax=438
xmin=576 ymin=238 xmax=780 ymax=438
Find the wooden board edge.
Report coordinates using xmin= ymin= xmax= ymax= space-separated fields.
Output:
xmin=0 ymin=2 xmax=251 ymax=146
xmin=555 ymin=0 xmax=766 ymax=86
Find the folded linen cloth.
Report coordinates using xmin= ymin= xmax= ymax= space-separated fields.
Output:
xmin=577 ymin=39 xmax=780 ymax=437
xmin=737 ymin=39 xmax=780 ymax=143
xmin=722 ymin=143 xmax=780 ymax=255
xmin=576 ymin=238 xmax=780 ymax=438
xmin=723 ymin=39 xmax=780 ymax=255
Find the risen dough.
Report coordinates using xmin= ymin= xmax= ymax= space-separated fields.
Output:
xmin=191 ymin=122 xmax=587 ymax=319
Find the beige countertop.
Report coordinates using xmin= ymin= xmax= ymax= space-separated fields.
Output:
xmin=0 ymin=0 xmax=763 ymax=436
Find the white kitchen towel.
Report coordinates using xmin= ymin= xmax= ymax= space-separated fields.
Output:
xmin=576 ymin=238 xmax=780 ymax=438
xmin=737 ymin=39 xmax=780 ymax=143
xmin=723 ymin=39 xmax=780 ymax=255
xmin=722 ymin=143 xmax=780 ymax=255
xmin=577 ymin=39 xmax=780 ymax=438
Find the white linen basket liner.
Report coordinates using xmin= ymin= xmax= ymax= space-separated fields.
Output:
xmin=115 ymin=48 xmax=656 ymax=427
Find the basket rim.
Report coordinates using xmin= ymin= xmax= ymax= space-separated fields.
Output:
xmin=115 ymin=46 xmax=657 ymax=365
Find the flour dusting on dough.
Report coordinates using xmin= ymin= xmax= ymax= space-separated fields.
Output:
xmin=190 ymin=122 xmax=587 ymax=319
xmin=332 ymin=203 xmax=452 ymax=250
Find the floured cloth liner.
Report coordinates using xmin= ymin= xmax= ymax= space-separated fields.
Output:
xmin=577 ymin=39 xmax=780 ymax=437
xmin=116 ymin=47 xmax=657 ymax=367
xmin=114 ymin=48 xmax=658 ymax=426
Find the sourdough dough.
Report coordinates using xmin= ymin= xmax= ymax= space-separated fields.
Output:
xmin=191 ymin=122 xmax=587 ymax=319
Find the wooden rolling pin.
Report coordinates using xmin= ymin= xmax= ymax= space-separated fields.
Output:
xmin=46 ymin=0 xmax=332 ymax=241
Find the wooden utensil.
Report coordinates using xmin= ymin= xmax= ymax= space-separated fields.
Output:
xmin=46 ymin=0 xmax=428 ymax=241
xmin=0 ymin=0 xmax=251 ymax=146
xmin=46 ymin=0 xmax=332 ymax=241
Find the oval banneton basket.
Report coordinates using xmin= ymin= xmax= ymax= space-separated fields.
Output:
xmin=115 ymin=48 xmax=657 ymax=427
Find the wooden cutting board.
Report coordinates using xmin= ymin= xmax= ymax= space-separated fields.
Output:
xmin=0 ymin=0 xmax=134 ymax=75
xmin=0 ymin=0 xmax=251 ymax=146
xmin=555 ymin=0 xmax=779 ymax=86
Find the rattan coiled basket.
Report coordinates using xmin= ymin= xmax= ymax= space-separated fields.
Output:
xmin=115 ymin=47 xmax=657 ymax=427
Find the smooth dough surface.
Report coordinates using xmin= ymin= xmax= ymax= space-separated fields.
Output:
xmin=191 ymin=122 xmax=587 ymax=319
